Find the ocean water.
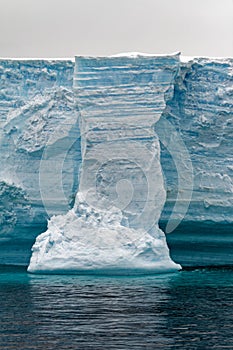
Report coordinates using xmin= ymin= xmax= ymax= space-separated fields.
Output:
xmin=0 ymin=267 xmax=233 ymax=349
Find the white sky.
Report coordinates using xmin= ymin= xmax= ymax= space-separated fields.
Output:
xmin=0 ymin=0 xmax=232 ymax=58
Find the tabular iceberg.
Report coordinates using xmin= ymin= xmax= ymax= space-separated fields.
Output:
xmin=0 ymin=54 xmax=232 ymax=268
xmin=27 ymin=54 xmax=181 ymax=274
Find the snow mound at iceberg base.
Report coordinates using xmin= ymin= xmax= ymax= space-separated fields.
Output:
xmin=28 ymin=193 xmax=180 ymax=274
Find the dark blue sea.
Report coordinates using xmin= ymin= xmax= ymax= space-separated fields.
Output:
xmin=0 ymin=267 xmax=233 ymax=349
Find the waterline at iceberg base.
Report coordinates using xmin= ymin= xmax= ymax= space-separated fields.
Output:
xmin=0 ymin=53 xmax=232 ymax=269
xmin=28 ymin=54 xmax=181 ymax=274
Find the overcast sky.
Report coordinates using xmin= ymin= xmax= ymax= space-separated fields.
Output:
xmin=0 ymin=0 xmax=232 ymax=58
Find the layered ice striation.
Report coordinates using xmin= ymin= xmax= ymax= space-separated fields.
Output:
xmin=160 ymin=57 xmax=233 ymax=266
xmin=0 ymin=55 xmax=232 ymax=268
xmin=0 ymin=59 xmax=80 ymax=264
xmin=28 ymin=54 xmax=181 ymax=274
xmin=160 ymin=57 xmax=233 ymax=224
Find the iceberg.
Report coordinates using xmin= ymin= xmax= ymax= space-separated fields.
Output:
xmin=28 ymin=54 xmax=181 ymax=274
xmin=0 ymin=54 xmax=232 ymax=268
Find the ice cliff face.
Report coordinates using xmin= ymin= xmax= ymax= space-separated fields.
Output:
xmin=160 ymin=57 xmax=233 ymax=224
xmin=28 ymin=54 xmax=181 ymax=274
xmin=0 ymin=59 xmax=80 ymax=264
xmin=159 ymin=58 xmax=233 ymax=266
xmin=0 ymin=55 xmax=232 ymax=267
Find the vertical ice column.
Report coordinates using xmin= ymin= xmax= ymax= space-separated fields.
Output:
xmin=28 ymin=53 xmax=181 ymax=274
xmin=74 ymin=53 xmax=180 ymax=234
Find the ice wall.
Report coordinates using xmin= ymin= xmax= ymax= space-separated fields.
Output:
xmin=160 ymin=57 xmax=233 ymax=265
xmin=28 ymin=54 xmax=181 ymax=274
xmin=160 ymin=57 xmax=233 ymax=223
xmin=0 ymin=55 xmax=232 ymax=268
xmin=0 ymin=59 xmax=80 ymax=264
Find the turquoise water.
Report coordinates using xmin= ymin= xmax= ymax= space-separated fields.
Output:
xmin=0 ymin=267 xmax=233 ymax=349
